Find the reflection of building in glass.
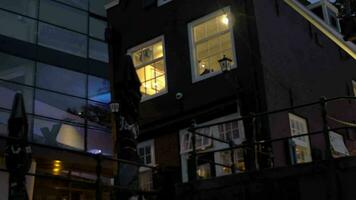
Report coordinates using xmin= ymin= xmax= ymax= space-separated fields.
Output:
xmin=0 ymin=0 xmax=111 ymax=198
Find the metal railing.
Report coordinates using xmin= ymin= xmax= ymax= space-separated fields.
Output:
xmin=188 ymin=96 xmax=356 ymax=181
xmin=0 ymin=133 xmax=159 ymax=199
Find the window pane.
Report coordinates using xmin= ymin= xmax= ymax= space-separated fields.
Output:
xmin=89 ymin=0 xmax=106 ymax=16
xmin=0 ymin=0 xmax=38 ymax=17
xmin=0 ymin=110 xmax=10 ymax=136
xmin=86 ymin=101 xmax=110 ymax=129
xmin=38 ymin=22 xmax=87 ymax=57
xmin=36 ymin=63 xmax=86 ymax=97
xmin=153 ymin=42 xmax=163 ymax=59
xmin=87 ymin=128 xmax=112 ymax=155
xmin=40 ymin=0 xmax=88 ymax=33
xmin=0 ymin=52 xmax=35 ymax=86
xmin=0 ymin=10 xmax=37 ymax=43
xmin=89 ymin=17 xmax=106 ymax=40
xmin=0 ymin=80 xmax=34 ymax=113
xmin=0 ymin=109 xmax=33 ymax=138
xmin=89 ymin=39 xmax=109 ymax=62
xmin=33 ymin=118 xmax=85 ymax=150
xmin=196 ymin=32 xmax=232 ymax=77
xmin=57 ymin=0 xmax=88 ymax=10
xmin=88 ymin=76 xmax=111 ymax=103
xmin=35 ymin=89 xmax=86 ymax=124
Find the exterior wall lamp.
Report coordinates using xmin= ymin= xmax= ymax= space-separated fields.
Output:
xmin=218 ymin=55 xmax=233 ymax=72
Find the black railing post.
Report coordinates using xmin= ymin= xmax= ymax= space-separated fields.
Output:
xmin=189 ymin=121 xmax=197 ymax=181
xmin=96 ymin=154 xmax=102 ymax=200
xmin=229 ymin=141 xmax=235 ymax=174
xmin=320 ymin=97 xmax=332 ymax=160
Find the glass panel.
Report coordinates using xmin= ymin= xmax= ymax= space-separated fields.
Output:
xmin=0 ymin=10 xmax=37 ymax=43
xmin=0 ymin=80 xmax=34 ymax=113
xmin=0 ymin=0 xmax=38 ymax=17
xmin=153 ymin=42 xmax=163 ymax=59
xmin=196 ymin=32 xmax=233 ymax=76
xmin=0 ymin=52 xmax=35 ymax=85
xmin=86 ymin=101 xmax=110 ymax=129
xmin=88 ymin=76 xmax=111 ymax=103
xmin=34 ymin=89 xmax=86 ymax=124
xmin=87 ymin=128 xmax=112 ymax=155
xmin=89 ymin=39 xmax=109 ymax=62
xmin=36 ymin=63 xmax=86 ymax=97
xmin=57 ymin=0 xmax=89 ymax=10
xmin=38 ymin=22 xmax=87 ymax=57
xmin=39 ymin=0 xmax=88 ymax=33
xmin=0 ymin=110 xmax=10 ymax=136
xmin=33 ymin=118 xmax=85 ymax=150
xmin=89 ymin=0 xmax=106 ymax=16
xmin=193 ymin=13 xmax=229 ymax=42
xmin=89 ymin=17 xmax=106 ymax=40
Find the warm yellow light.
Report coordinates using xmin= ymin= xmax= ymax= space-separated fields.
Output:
xmin=222 ymin=15 xmax=229 ymax=25
xmin=53 ymin=168 xmax=60 ymax=172
xmin=54 ymin=160 xmax=61 ymax=164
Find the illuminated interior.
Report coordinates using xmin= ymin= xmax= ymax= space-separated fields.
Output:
xmin=132 ymin=41 xmax=166 ymax=97
xmin=52 ymin=160 xmax=62 ymax=175
xmin=193 ymin=13 xmax=234 ymax=76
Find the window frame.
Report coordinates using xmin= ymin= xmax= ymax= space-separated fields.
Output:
xmin=288 ymin=113 xmax=312 ymax=164
xmin=127 ymin=35 xmax=168 ymax=102
xmin=188 ymin=6 xmax=237 ymax=83
xmin=180 ymin=127 xmax=213 ymax=154
xmin=137 ymin=139 xmax=155 ymax=168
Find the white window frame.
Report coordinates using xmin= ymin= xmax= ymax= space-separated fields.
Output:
xmin=157 ymin=0 xmax=172 ymax=6
xmin=180 ymin=128 xmax=213 ymax=154
xmin=188 ymin=6 xmax=238 ymax=83
xmin=218 ymin=121 xmax=240 ymax=142
xmin=127 ymin=35 xmax=168 ymax=102
xmin=307 ymin=0 xmax=341 ymax=32
xmin=137 ymin=139 xmax=155 ymax=169
xmin=288 ymin=113 xmax=312 ymax=164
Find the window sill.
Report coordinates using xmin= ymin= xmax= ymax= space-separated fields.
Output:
xmin=141 ymin=89 xmax=168 ymax=103
xmin=192 ymin=65 xmax=237 ymax=83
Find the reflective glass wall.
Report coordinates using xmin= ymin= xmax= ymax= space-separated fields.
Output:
xmin=0 ymin=0 xmax=108 ymax=62
xmin=0 ymin=52 xmax=112 ymax=155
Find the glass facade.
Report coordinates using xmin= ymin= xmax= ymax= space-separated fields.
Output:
xmin=0 ymin=52 xmax=112 ymax=155
xmin=0 ymin=0 xmax=112 ymax=198
xmin=0 ymin=0 xmax=108 ymax=62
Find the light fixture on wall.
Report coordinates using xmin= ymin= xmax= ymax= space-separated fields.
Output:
xmin=218 ymin=55 xmax=233 ymax=72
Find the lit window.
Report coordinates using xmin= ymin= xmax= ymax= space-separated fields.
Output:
xmin=139 ymin=170 xmax=153 ymax=191
xmin=218 ymin=121 xmax=240 ymax=141
xmin=219 ymin=149 xmax=245 ymax=175
xmin=288 ymin=113 xmax=312 ymax=164
xmin=128 ymin=36 xmax=168 ymax=100
xmin=353 ymin=80 xmax=356 ymax=96
xmin=137 ymin=140 xmax=155 ymax=191
xmin=180 ymin=128 xmax=212 ymax=153
xmin=188 ymin=7 xmax=237 ymax=81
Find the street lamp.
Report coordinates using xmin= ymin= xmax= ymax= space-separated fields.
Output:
xmin=218 ymin=55 xmax=233 ymax=72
